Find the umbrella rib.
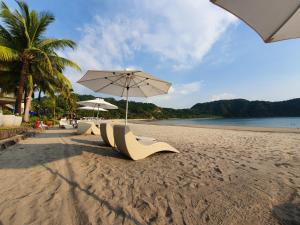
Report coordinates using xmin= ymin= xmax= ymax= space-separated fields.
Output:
xmin=129 ymin=77 xmax=148 ymax=88
xmin=266 ymin=3 xmax=300 ymax=42
xmin=94 ymin=76 xmax=125 ymax=92
xmin=130 ymin=78 xmax=148 ymax=97
xmin=77 ymin=74 xmax=122 ymax=83
xmin=147 ymin=82 xmax=169 ymax=95
xmin=133 ymin=76 xmax=167 ymax=92
xmin=130 ymin=76 xmax=168 ymax=95
xmin=106 ymin=77 xmax=126 ymax=88
xmin=120 ymin=77 xmax=128 ymax=97
xmin=133 ymin=73 xmax=172 ymax=85
xmin=121 ymin=77 xmax=133 ymax=97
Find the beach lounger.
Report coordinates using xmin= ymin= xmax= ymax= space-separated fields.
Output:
xmin=77 ymin=121 xmax=100 ymax=135
xmin=100 ymin=123 xmax=115 ymax=147
xmin=100 ymin=123 xmax=157 ymax=148
xmin=113 ymin=125 xmax=179 ymax=160
xmin=59 ymin=118 xmax=73 ymax=129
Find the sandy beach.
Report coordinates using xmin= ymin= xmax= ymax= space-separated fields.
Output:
xmin=0 ymin=123 xmax=299 ymax=225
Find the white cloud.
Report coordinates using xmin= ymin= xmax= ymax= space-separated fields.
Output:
xmin=148 ymin=81 xmax=203 ymax=108
xmin=64 ymin=0 xmax=236 ymax=75
xmin=62 ymin=0 xmax=237 ymax=107
xmin=210 ymin=93 xmax=236 ymax=101
xmin=62 ymin=16 xmax=148 ymax=83
xmin=137 ymin=0 xmax=237 ymax=69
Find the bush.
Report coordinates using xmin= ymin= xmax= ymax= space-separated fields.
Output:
xmin=29 ymin=116 xmax=42 ymax=127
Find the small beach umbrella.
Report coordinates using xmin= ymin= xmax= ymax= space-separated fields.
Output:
xmin=77 ymin=70 xmax=171 ymax=125
xmin=77 ymin=98 xmax=118 ymax=110
xmin=78 ymin=106 xmax=108 ymax=111
xmin=210 ymin=0 xmax=300 ymax=43
xmin=78 ymin=106 xmax=107 ymax=118
xmin=77 ymin=98 xmax=117 ymax=118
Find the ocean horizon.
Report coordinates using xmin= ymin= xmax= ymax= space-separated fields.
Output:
xmin=156 ymin=117 xmax=300 ymax=129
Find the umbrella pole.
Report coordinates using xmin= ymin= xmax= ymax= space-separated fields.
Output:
xmin=92 ymin=105 xmax=95 ymax=118
xmin=125 ymin=87 xmax=129 ymax=126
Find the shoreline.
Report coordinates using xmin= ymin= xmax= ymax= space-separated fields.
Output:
xmin=129 ymin=119 xmax=300 ymax=134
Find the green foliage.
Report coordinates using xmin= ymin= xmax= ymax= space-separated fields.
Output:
xmin=191 ymin=98 xmax=300 ymax=117
xmin=0 ymin=0 xmax=80 ymax=116
xmin=2 ymin=107 xmax=13 ymax=115
xmin=74 ymin=94 xmax=205 ymax=120
xmin=31 ymin=94 xmax=300 ymax=120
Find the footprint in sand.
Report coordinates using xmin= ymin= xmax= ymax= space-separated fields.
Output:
xmin=274 ymin=162 xmax=293 ymax=168
xmin=165 ymin=206 xmax=173 ymax=223
xmin=214 ymin=167 xmax=222 ymax=174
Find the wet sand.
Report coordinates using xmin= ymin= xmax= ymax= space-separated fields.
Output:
xmin=0 ymin=123 xmax=299 ymax=225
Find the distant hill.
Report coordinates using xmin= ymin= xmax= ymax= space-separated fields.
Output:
xmin=75 ymin=94 xmax=199 ymax=119
xmin=191 ymin=98 xmax=300 ymax=118
xmin=75 ymin=95 xmax=300 ymax=119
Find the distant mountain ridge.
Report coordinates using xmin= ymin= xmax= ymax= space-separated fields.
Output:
xmin=191 ymin=98 xmax=300 ymax=118
xmin=75 ymin=94 xmax=300 ymax=119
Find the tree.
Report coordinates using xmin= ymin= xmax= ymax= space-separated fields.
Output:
xmin=0 ymin=1 xmax=80 ymax=119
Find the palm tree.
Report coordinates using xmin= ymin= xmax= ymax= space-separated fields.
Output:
xmin=0 ymin=1 xmax=80 ymax=118
xmin=23 ymin=48 xmax=80 ymax=122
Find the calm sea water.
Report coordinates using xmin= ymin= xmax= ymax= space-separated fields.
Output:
xmin=157 ymin=117 xmax=300 ymax=129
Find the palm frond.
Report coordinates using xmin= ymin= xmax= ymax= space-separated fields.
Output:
xmin=50 ymin=55 xmax=81 ymax=71
xmin=32 ymin=11 xmax=54 ymax=42
xmin=38 ymin=38 xmax=76 ymax=50
xmin=27 ymin=47 xmax=53 ymax=72
xmin=0 ymin=46 xmax=19 ymax=61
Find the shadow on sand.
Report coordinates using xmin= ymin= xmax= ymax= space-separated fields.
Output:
xmin=33 ymin=129 xmax=77 ymax=138
xmin=0 ymin=141 xmax=129 ymax=169
xmin=41 ymin=164 xmax=143 ymax=225
xmin=71 ymin=138 xmax=103 ymax=146
xmin=272 ymin=202 xmax=300 ymax=225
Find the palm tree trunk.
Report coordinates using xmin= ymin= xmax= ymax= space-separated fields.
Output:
xmin=24 ymin=75 xmax=33 ymax=122
xmin=23 ymin=82 xmax=27 ymax=109
xmin=16 ymin=61 xmax=28 ymax=115
xmin=38 ymin=89 xmax=42 ymax=101
xmin=24 ymin=89 xmax=33 ymax=122
xmin=53 ymin=97 xmax=56 ymax=125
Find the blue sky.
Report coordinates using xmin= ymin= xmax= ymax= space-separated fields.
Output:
xmin=6 ymin=0 xmax=300 ymax=108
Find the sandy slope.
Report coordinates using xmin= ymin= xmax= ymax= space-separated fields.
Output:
xmin=0 ymin=124 xmax=299 ymax=225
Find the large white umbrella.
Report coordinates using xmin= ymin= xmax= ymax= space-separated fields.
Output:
xmin=77 ymin=70 xmax=171 ymax=125
xmin=211 ymin=0 xmax=300 ymax=43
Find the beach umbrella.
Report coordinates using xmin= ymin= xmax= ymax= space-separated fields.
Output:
xmin=210 ymin=0 xmax=300 ymax=43
xmin=78 ymin=106 xmax=107 ymax=111
xmin=77 ymin=98 xmax=117 ymax=118
xmin=77 ymin=70 xmax=171 ymax=125
xmin=77 ymin=98 xmax=118 ymax=109
xmin=78 ymin=106 xmax=107 ymax=118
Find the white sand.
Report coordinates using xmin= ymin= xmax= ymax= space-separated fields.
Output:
xmin=0 ymin=124 xmax=299 ymax=225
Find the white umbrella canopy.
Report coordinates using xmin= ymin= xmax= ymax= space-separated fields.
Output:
xmin=77 ymin=98 xmax=118 ymax=109
xmin=78 ymin=106 xmax=107 ymax=111
xmin=77 ymin=70 xmax=171 ymax=97
xmin=211 ymin=0 xmax=300 ymax=43
xmin=77 ymin=70 xmax=172 ymax=125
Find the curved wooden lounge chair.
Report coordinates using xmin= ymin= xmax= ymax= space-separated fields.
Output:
xmin=77 ymin=121 xmax=100 ymax=135
xmin=113 ymin=125 xmax=179 ymax=160
xmin=100 ymin=123 xmax=115 ymax=147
